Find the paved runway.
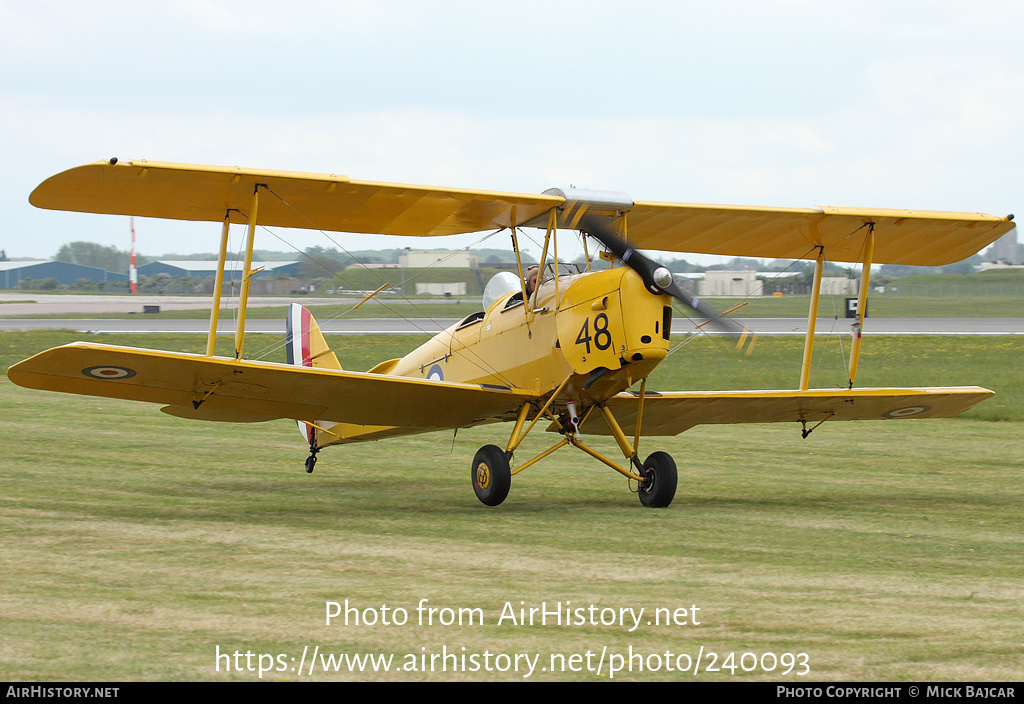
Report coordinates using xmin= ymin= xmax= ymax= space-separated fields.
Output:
xmin=2 ymin=293 xmax=1021 ymax=335
xmin=2 ymin=317 xmax=1022 ymax=335
xmin=0 ymin=293 xmax=468 ymax=316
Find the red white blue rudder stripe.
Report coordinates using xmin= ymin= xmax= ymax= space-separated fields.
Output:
xmin=286 ymin=303 xmax=313 ymax=368
xmin=286 ymin=303 xmax=315 ymax=443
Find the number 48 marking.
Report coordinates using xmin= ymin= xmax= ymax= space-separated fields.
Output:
xmin=576 ymin=313 xmax=612 ymax=353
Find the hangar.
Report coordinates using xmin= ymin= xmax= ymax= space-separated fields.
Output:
xmin=0 ymin=260 xmax=129 ymax=289
xmin=137 ymin=260 xmax=300 ymax=279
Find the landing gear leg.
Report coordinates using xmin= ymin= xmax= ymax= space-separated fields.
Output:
xmin=305 ymin=439 xmax=319 ymax=474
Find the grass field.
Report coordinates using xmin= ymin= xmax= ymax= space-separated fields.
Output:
xmin=1 ymin=332 xmax=1022 ymax=681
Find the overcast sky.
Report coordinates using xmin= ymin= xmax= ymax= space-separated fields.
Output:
xmin=1 ymin=1 xmax=1020 ymax=265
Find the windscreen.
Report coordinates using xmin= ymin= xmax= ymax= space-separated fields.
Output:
xmin=481 ymin=271 xmax=522 ymax=310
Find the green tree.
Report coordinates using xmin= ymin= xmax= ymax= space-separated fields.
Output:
xmin=55 ymin=241 xmax=144 ymax=273
xmin=662 ymin=257 xmax=697 ymax=273
xmin=70 ymin=278 xmax=98 ymax=291
xmin=20 ymin=277 xmax=63 ymax=290
xmin=138 ymin=272 xmax=173 ymax=294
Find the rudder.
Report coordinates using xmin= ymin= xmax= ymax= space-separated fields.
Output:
xmin=286 ymin=303 xmax=342 ymax=371
xmin=286 ymin=303 xmax=341 ymax=444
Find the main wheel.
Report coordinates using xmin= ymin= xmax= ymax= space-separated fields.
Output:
xmin=471 ymin=445 xmax=511 ymax=506
xmin=638 ymin=451 xmax=677 ymax=508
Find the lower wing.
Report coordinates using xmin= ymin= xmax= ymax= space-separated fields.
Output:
xmin=579 ymin=387 xmax=994 ymax=436
xmin=7 ymin=342 xmax=536 ymax=431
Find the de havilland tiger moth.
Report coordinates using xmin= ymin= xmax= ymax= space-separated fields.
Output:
xmin=8 ymin=159 xmax=1015 ymax=507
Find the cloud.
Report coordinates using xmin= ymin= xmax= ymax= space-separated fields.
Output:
xmin=2 ymin=2 xmax=1020 ymax=259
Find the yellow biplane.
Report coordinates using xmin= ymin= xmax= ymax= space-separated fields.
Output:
xmin=8 ymin=159 xmax=1015 ymax=507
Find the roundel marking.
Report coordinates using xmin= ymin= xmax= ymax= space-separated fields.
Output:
xmin=427 ymin=364 xmax=444 ymax=381
xmin=883 ymin=405 xmax=930 ymax=418
xmin=82 ymin=365 xmax=137 ymax=380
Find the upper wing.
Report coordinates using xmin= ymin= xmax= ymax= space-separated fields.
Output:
xmin=31 ymin=159 xmax=1014 ymax=265
xmin=29 ymin=159 xmax=561 ymax=236
xmin=7 ymin=342 xmax=536 ymax=429
xmin=578 ymin=387 xmax=994 ymax=436
xmin=621 ymin=202 xmax=1015 ymax=266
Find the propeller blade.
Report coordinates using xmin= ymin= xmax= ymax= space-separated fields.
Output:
xmin=577 ymin=213 xmax=753 ymax=346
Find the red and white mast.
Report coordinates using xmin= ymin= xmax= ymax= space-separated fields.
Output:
xmin=129 ymin=217 xmax=138 ymax=295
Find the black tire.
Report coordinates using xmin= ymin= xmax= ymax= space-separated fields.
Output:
xmin=638 ymin=451 xmax=677 ymax=508
xmin=471 ymin=445 xmax=511 ymax=506
xmin=305 ymin=454 xmax=317 ymax=474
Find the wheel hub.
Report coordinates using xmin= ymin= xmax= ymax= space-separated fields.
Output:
xmin=475 ymin=462 xmax=491 ymax=489
xmin=640 ymin=467 xmax=656 ymax=494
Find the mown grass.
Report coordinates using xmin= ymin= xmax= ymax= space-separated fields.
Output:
xmin=881 ymin=268 xmax=1024 ymax=294
xmin=1 ymin=332 xmax=1022 ymax=681
xmin=650 ymin=334 xmax=1024 ymax=422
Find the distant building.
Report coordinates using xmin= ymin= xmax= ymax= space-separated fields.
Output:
xmin=818 ymin=277 xmax=859 ymax=296
xmin=697 ymin=270 xmax=858 ymax=297
xmin=989 ymin=230 xmax=1020 ymax=265
xmin=399 ymin=251 xmax=478 ymax=269
xmin=415 ymin=282 xmax=467 ymax=296
xmin=137 ymin=260 xmax=300 ymax=279
xmin=699 ymin=271 xmax=763 ymax=297
xmin=0 ymin=260 xmax=128 ymax=289
xmin=978 ymin=261 xmax=1024 ymax=271
xmin=344 ymin=262 xmax=400 ymax=270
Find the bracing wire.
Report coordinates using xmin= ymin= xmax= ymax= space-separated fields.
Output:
xmin=660 ymin=221 xmax=873 ymax=390
xmin=228 ymin=189 xmax=521 ymax=387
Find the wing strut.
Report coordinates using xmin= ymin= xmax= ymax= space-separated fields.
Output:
xmin=799 ymin=246 xmax=826 ymax=390
xmin=847 ymin=224 xmax=875 ymax=386
xmin=206 ymin=211 xmax=232 ymax=356
xmin=235 ymin=186 xmax=263 ymax=359
xmin=509 ymin=228 xmax=532 ymax=334
xmin=797 ymin=225 xmax=876 ymax=390
xmin=528 ymin=209 xmax=559 ymax=322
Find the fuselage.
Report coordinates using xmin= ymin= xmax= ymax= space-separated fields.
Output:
xmin=388 ymin=266 xmax=673 ymax=413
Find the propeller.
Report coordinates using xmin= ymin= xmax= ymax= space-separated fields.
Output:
xmin=576 ymin=212 xmax=753 ymax=347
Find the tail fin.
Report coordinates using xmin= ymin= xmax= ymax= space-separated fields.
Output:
xmin=286 ymin=303 xmax=341 ymax=444
xmin=286 ymin=303 xmax=342 ymax=371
